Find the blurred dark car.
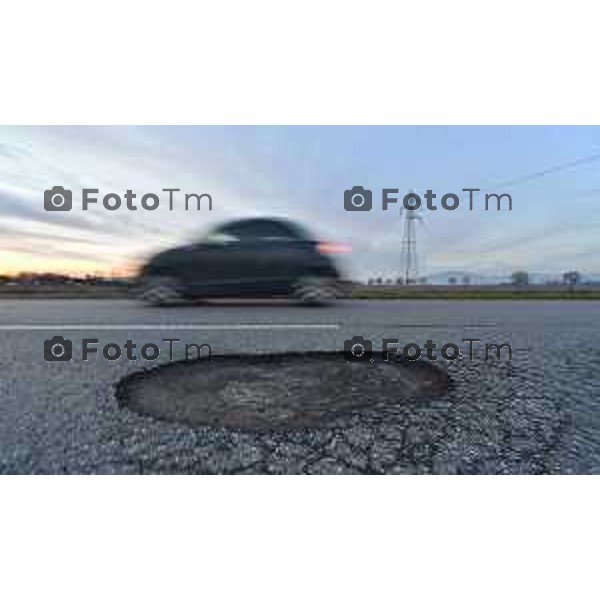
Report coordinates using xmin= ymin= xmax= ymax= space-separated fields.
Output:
xmin=137 ymin=217 xmax=348 ymax=305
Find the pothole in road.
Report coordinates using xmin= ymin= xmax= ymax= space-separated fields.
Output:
xmin=116 ymin=352 xmax=449 ymax=432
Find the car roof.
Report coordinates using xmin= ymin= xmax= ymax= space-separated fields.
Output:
xmin=214 ymin=217 xmax=293 ymax=228
xmin=211 ymin=217 xmax=313 ymax=239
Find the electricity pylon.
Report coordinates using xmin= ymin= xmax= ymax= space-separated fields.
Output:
xmin=400 ymin=191 xmax=423 ymax=284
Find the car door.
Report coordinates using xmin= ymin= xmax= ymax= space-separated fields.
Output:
xmin=212 ymin=221 xmax=276 ymax=295
xmin=224 ymin=220 xmax=310 ymax=295
xmin=172 ymin=233 xmax=244 ymax=296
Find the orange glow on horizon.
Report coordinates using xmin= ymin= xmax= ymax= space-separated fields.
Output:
xmin=0 ymin=251 xmax=139 ymax=278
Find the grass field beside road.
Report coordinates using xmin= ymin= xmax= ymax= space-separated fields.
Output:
xmin=351 ymin=288 xmax=600 ymax=300
xmin=2 ymin=283 xmax=600 ymax=301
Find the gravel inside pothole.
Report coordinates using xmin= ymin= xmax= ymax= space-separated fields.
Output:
xmin=116 ymin=352 xmax=449 ymax=432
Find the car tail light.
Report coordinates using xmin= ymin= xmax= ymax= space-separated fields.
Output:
xmin=317 ymin=242 xmax=352 ymax=254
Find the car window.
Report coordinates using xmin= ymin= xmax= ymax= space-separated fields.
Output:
xmin=213 ymin=220 xmax=308 ymax=241
xmin=203 ymin=232 xmax=240 ymax=244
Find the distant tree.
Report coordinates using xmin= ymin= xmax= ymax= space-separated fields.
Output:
xmin=418 ymin=277 xmax=428 ymax=285
xmin=375 ymin=277 xmax=382 ymax=285
xmin=396 ymin=277 xmax=404 ymax=285
xmin=511 ymin=271 xmax=529 ymax=287
xmin=448 ymin=276 xmax=457 ymax=285
xmin=462 ymin=276 xmax=471 ymax=285
xmin=367 ymin=278 xmax=374 ymax=286
xmin=385 ymin=278 xmax=393 ymax=285
xmin=563 ymin=271 xmax=581 ymax=288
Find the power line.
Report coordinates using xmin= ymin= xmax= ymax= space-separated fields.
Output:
xmin=486 ymin=150 xmax=600 ymax=191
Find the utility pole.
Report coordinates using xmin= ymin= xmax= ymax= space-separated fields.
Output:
xmin=400 ymin=192 xmax=421 ymax=284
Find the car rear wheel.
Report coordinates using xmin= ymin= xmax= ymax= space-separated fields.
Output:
xmin=292 ymin=277 xmax=337 ymax=306
xmin=137 ymin=276 xmax=184 ymax=306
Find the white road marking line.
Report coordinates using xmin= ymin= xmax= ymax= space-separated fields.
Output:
xmin=0 ymin=324 xmax=340 ymax=331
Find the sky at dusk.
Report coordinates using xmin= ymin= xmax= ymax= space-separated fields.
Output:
xmin=1 ymin=125 xmax=599 ymax=280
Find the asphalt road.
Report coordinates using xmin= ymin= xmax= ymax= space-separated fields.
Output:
xmin=1 ymin=299 xmax=599 ymax=473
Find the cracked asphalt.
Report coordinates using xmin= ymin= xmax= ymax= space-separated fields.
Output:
xmin=1 ymin=299 xmax=599 ymax=473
